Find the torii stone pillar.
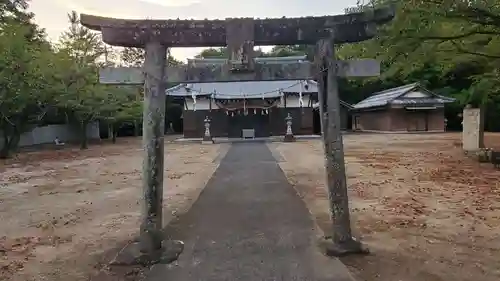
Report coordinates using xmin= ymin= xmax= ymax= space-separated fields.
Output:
xmin=140 ymin=42 xmax=167 ymax=254
xmin=80 ymin=6 xmax=395 ymax=263
xmin=316 ymin=38 xmax=366 ymax=255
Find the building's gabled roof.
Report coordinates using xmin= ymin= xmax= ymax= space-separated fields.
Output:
xmin=352 ymin=83 xmax=456 ymax=110
xmin=166 ymin=80 xmax=319 ymax=99
xmin=312 ymin=100 xmax=353 ymax=109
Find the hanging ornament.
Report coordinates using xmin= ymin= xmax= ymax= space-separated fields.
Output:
xmin=299 ymin=81 xmax=304 ymax=108
xmin=243 ymin=95 xmax=246 ymax=113
xmin=209 ymin=92 xmax=215 ymax=112
xmin=265 ymin=109 xmax=269 ymax=115
xmin=279 ymin=89 xmax=284 ymax=105
xmin=231 ymin=111 xmax=234 ymax=117
xmin=191 ymin=90 xmax=197 ymax=111
xmin=254 ymin=109 xmax=257 ymax=115
xmin=226 ymin=110 xmax=229 ymax=115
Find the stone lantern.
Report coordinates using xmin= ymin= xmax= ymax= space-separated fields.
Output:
xmin=284 ymin=113 xmax=295 ymax=142
xmin=202 ymin=116 xmax=214 ymax=144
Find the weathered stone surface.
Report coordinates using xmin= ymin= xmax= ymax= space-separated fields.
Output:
xmin=315 ymin=38 xmax=363 ymax=252
xmin=226 ymin=18 xmax=255 ymax=72
xmin=462 ymin=107 xmax=484 ymax=151
xmin=140 ymin=42 xmax=167 ymax=254
xmin=98 ymin=59 xmax=380 ymax=84
xmin=284 ymin=113 xmax=295 ymax=142
xmin=202 ymin=116 xmax=214 ymax=143
xmin=80 ymin=6 xmax=395 ymax=47
xmin=110 ymin=240 xmax=184 ymax=266
xmin=317 ymin=236 xmax=368 ymax=257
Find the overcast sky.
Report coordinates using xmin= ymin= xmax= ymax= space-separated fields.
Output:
xmin=29 ymin=0 xmax=359 ymax=61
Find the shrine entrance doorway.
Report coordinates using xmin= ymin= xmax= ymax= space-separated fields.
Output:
xmin=227 ymin=110 xmax=270 ymax=138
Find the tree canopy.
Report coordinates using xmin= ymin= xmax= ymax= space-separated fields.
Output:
xmin=334 ymin=0 xmax=500 ymax=130
xmin=0 ymin=2 xmax=147 ymax=157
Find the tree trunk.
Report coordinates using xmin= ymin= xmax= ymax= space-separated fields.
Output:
xmin=108 ymin=124 xmax=117 ymax=143
xmin=10 ymin=133 xmax=20 ymax=153
xmin=108 ymin=124 xmax=113 ymax=140
xmin=112 ymin=124 xmax=117 ymax=144
xmin=134 ymin=120 xmax=140 ymax=136
xmin=0 ymin=131 xmax=19 ymax=159
xmin=79 ymin=121 xmax=88 ymax=150
xmin=0 ymin=133 xmax=11 ymax=159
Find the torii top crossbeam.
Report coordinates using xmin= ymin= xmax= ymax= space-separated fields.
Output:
xmin=80 ymin=7 xmax=395 ymax=48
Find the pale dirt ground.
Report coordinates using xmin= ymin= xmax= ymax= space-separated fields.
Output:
xmin=271 ymin=133 xmax=500 ymax=281
xmin=0 ymin=138 xmax=227 ymax=281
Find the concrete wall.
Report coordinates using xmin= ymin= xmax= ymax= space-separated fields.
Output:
xmin=0 ymin=122 xmax=100 ymax=149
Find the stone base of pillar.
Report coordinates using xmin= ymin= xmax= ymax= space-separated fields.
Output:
xmin=317 ymin=236 xmax=369 ymax=257
xmin=110 ymin=240 xmax=184 ymax=266
xmin=202 ymin=136 xmax=214 ymax=144
xmin=284 ymin=134 xmax=295 ymax=142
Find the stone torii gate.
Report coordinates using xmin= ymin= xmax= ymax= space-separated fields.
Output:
xmin=81 ymin=7 xmax=394 ymax=263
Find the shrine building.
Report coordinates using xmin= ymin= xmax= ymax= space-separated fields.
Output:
xmin=351 ymin=83 xmax=455 ymax=132
xmin=165 ymin=57 xmax=352 ymax=138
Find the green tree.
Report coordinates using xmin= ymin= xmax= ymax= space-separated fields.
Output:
xmin=195 ymin=46 xmax=282 ymax=59
xmin=121 ymin=47 xmax=183 ymax=66
xmin=55 ymin=11 xmax=108 ymax=149
xmin=195 ymin=47 xmax=227 ymax=58
xmin=120 ymin=47 xmax=145 ymax=67
xmin=265 ymin=45 xmax=313 ymax=60
xmin=0 ymin=19 xmax=57 ymax=158
xmin=99 ymin=86 xmax=143 ymax=143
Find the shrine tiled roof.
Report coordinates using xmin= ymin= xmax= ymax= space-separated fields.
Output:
xmin=166 ymin=80 xmax=319 ymax=99
xmin=352 ymin=83 xmax=455 ymax=110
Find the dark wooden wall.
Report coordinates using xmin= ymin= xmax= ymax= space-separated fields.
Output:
xmin=183 ymin=108 xmax=315 ymax=138
xmin=269 ymin=108 xmax=314 ymax=136
xmin=183 ymin=109 xmax=228 ymax=138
